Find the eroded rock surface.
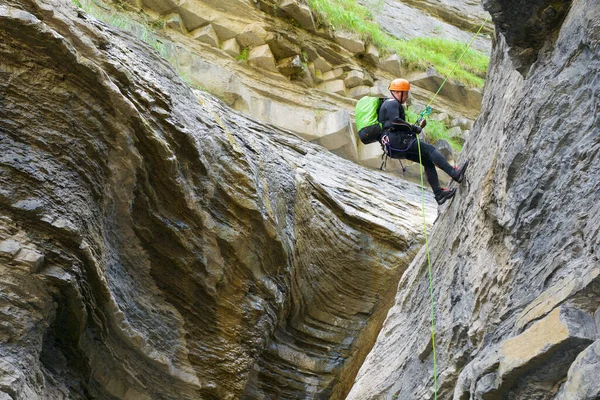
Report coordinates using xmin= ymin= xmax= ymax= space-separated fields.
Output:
xmin=0 ymin=0 xmax=436 ymax=398
xmin=348 ymin=0 xmax=599 ymax=399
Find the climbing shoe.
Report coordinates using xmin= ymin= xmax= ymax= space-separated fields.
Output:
xmin=453 ymin=160 xmax=469 ymax=184
xmin=434 ymin=188 xmax=456 ymax=205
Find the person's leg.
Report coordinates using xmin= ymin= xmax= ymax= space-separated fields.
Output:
xmin=404 ymin=152 xmax=441 ymax=193
xmin=419 ymin=140 xmax=470 ymax=182
xmin=417 ymin=141 xmax=456 ymax=177
xmin=406 ymin=141 xmax=456 ymax=204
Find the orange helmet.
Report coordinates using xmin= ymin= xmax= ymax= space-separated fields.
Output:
xmin=389 ymin=78 xmax=410 ymax=91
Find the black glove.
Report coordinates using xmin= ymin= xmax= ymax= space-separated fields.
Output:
xmin=411 ymin=124 xmax=422 ymax=134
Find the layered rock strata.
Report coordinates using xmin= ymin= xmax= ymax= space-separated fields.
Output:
xmin=0 ymin=0 xmax=437 ymax=398
xmin=348 ymin=0 xmax=600 ymax=399
xmin=80 ymin=0 xmax=487 ymax=171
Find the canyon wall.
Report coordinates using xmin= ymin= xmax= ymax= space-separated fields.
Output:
xmin=348 ymin=0 xmax=600 ymax=398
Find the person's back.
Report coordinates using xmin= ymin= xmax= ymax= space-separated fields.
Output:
xmin=378 ymin=98 xmax=413 ymax=134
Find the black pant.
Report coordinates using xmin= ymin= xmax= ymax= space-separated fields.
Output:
xmin=385 ymin=132 xmax=455 ymax=193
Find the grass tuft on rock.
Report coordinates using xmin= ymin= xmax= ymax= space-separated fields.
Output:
xmin=307 ymin=0 xmax=489 ymax=88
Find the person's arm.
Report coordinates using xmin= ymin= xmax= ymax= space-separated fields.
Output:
xmin=410 ymin=118 xmax=427 ymax=134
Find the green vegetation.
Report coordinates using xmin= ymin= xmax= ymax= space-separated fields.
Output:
xmin=405 ymin=108 xmax=463 ymax=152
xmin=73 ymin=0 xmax=169 ymax=59
xmin=236 ymin=48 xmax=249 ymax=62
xmin=72 ymin=0 xmax=211 ymax=93
xmin=307 ymin=0 xmax=489 ymax=87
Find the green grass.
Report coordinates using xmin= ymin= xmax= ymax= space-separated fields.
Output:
xmin=74 ymin=0 xmax=169 ymax=59
xmin=406 ymin=108 xmax=463 ymax=152
xmin=307 ymin=0 xmax=489 ymax=88
xmin=236 ymin=48 xmax=249 ymax=62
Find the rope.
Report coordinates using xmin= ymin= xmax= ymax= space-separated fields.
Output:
xmin=417 ymin=15 xmax=490 ymax=124
xmin=413 ymin=16 xmax=489 ymax=400
xmin=416 ymin=138 xmax=438 ymax=399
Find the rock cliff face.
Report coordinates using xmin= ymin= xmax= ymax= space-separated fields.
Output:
xmin=362 ymin=0 xmax=493 ymax=53
xmin=69 ymin=0 xmax=488 ymax=172
xmin=0 ymin=0 xmax=436 ymax=398
xmin=348 ymin=0 xmax=600 ymax=399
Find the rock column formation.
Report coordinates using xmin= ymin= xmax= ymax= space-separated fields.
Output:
xmin=348 ymin=0 xmax=600 ymax=399
xmin=0 ymin=0 xmax=436 ymax=398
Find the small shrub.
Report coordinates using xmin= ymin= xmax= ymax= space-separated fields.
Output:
xmin=236 ymin=48 xmax=249 ymax=62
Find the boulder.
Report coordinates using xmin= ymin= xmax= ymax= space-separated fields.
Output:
xmin=462 ymin=130 xmax=471 ymax=142
xmin=190 ymin=24 xmax=219 ymax=47
xmin=363 ymin=43 xmax=379 ymax=66
xmin=277 ymin=55 xmax=303 ymax=77
xmin=308 ymin=62 xmax=322 ymax=84
xmin=370 ymin=80 xmax=389 ymax=97
xmin=265 ymin=32 xmax=301 ymax=59
xmin=334 ymin=31 xmax=365 ymax=54
xmin=344 ymin=70 xmax=365 ymax=88
xmin=140 ymin=0 xmax=178 ymax=15
xmin=380 ymin=53 xmax=402 ymax=76
xmin=210 ymin=18 xmax=239 ymax=41
xmin=430 ymin=112 xmax=450 ymax=125
xmin=221 ymin=37 xmax=240 ymax=57
xmin=0 ymin=239 xmax=21 ymax=257
xmin=236 ymin=22 xmax=268 ymax=48
xmin=489 ymin=307 xmax=597 ymax=397
xmin=315 ymin=109 xmax=353 ymax=150
xmin=410 ymin=69 xmax=483 ymax=110
xmin=321 ymin=67 xmax=343 ymax=82
xmin=319 ymin=79 xmax=346 ymax=96
xmin=279 ymin=0 xmax=316 ymax=31
xmin=163 ymin=13 xmax=183 ymax=33
xmin=312 ymin=55 xmax=331 ymax=72
xmin=434 ymin=139 xmax=454 ymax=160
xmin=362 ymin=71 xmax=374 ymax=86
xmin=295 ymin=68 xmax=314 ymax=87
xmin=248 ymin=44 xmax=277 ymax=72
xmin=555 ymin=341 xmax=600 ymax=400
xmin=348 ymin=85 xmax=371 ymax=99
xmin=446 ymin=126 xmax=463 ymax=139
xmin=451 ymin=117 xmax=473 ymax=130
xmin=13 ymin=247 xmax=45 ymax=273
xmin=177 ymin=0 xmax=210 ymax=31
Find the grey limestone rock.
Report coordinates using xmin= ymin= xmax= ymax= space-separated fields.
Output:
xmin=348 ymin=0 xmax=600 ymax=399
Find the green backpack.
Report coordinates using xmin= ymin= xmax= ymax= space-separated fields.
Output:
xmin=355 ymin=96 xmax=385 ymax=144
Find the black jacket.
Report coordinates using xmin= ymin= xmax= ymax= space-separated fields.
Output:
xmin=378 ymin=98 xmax=421 ymax=134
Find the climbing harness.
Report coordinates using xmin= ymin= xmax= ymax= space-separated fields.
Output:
xmin=379 ymin=133 xmax=417 ymax=173
xmin=413 ymin=15 xmax=490 ymax=400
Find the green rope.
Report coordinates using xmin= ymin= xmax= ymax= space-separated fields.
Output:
xmin=415 ymin=138 xmax=439 ymax=398
xmin=414 ymin=16 xmax=489 ymax=400
xmin=419 ymin=15 xmax=490 ymax=117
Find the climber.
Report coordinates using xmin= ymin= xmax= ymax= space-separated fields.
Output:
xmin=378 ymin=78 xmax=469 ymax=205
